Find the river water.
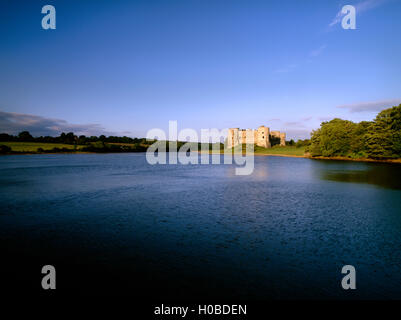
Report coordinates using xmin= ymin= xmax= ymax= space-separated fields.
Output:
xmin=1 ymin=153 xmax=401 ymax=299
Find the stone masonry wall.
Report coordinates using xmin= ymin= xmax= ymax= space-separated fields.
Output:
xmin=227 ymin=126 xmax=286 ymax=148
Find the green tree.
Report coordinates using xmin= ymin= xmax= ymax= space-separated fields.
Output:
xmin=18 ymin=131 xmax=33 ymax=141
xmin=307 ymin=128 xmax=322 ymax=156
xmin=311 ymin=119 xmax=357 ymax=157
xmin=295 ymin=139 xmax=310 ymax=148
xmin=287 ymin=139 xmax=295 ymax=146
xmin=365 ymin=104 xmax=401 ymax=159
xmin=349 ymin=121 xmax=370 ymax=157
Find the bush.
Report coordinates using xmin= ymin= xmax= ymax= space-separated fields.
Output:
xmin=0 ymin=145 xmax=12 ymax=154
xmin=295 ymin=139 xmax=310 ymax=148
xmin=286 ymin=139 xmax=295 ymax=146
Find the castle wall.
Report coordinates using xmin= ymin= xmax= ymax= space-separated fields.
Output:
xmin=256 ymin=126 xmax=270 ymax=148
xmin=279 ymin=132 xmax=286 ymax=146
xmin=228 ymin=126 xmax=286 ymax=148
xmin=270 ymin=130 xmax=286 ymax=147
xmin=227 ymin=128 xmax=238 ymax=148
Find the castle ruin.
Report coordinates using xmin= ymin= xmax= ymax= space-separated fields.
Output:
xmin=227 ymin=126 xmax=286 ymax=148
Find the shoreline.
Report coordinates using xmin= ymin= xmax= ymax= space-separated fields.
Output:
xmin=255 ymin=153 xmax=401 ymax=164
xmin=307 ymin=155 xmax=401 ymax=164
xmin=203 ymin=151 xmax=401 ymax=164
xmin=2 ymin=150 xmax=401 ymax=164
xmin=0 ymin=151 xmax=144 ymax=156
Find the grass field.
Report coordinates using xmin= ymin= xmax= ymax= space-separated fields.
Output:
xmin=254 ymin=145 xmax=306 ymax=156
xmin=0 ymin=142 xmax=84 ymax=152
xmin=1 ymin=141 xmax=307 ymax=157
xmin=219 ymin=145 xmax=306 ymax=157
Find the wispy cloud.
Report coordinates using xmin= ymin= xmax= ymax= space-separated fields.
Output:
xmin=329 ymin=0 xmax=389 ymax=27
xmin=0 ymin=110 xmax=127 ymax=137
xmin=318 ymin=116 xmax=335 ymax=121
xmin=283 ymin=121 xmax=307 ymax=128
xmin=274 ymin=63 xmax=298 ymax=74
xmin=285 ymin=129 xmax=311 ymax=140
xmin=276 ymin=44 xmax=327 ymax=74
xmin=266 ymin=118 xmax=313 ymax=140
xmin=309 ymin=45 xmax=327 ymax=57
xmin=336 ymin=98 xmax=401 ymax=113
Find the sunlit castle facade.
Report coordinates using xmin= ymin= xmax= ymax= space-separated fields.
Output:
xmin=227 ymin=126 xmax=286 ymax=148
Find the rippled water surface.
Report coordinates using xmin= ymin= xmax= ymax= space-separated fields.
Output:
xmin=1 ymin=154 xmax=401 ymax=299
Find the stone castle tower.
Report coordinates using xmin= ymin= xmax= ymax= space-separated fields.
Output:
xmin=227 ymin=126 xmax=286 ymax=149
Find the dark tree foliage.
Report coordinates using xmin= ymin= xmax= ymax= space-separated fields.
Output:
xmin=308 ymin=104 xmax=401 ymax=159
xmin=0 ymin=131 xmax=149 ymax=145
xmin=0 ymin=133 xmax=14 ymax=142
xmin=295 ymin=139 xmax=310 ymax=148
xmin=286 ymin=139 xmax=295 ymax=146
xmin=0 ymin=145 xmax=12 ymax=154
xmin=365 ymin=105 xmax=401 ymax=159
xmin=81 ymin=142 xmax=148 ymax=153
xmin=18 ymin=131 xmax=34 ymax=141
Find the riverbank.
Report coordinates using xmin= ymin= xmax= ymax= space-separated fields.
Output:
xmin=309 ymin=155 xmax=401 ymax=164
xmin=206 ymin=145 xmax=401 ymax=164
xmin=2 ymin=142 xmax=401 ymax=164
xmin=234 ymin=153 xmax=401 ymax=164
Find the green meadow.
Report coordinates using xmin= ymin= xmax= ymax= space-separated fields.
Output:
xmin=219 ymin=145 xmax=306 ymax=157
xmin=0 ymin=142 xmax=84 ymax=152
xmin=254 ymin=145 xmax=306 ymax=156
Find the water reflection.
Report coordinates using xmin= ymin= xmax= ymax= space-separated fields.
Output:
xmin=224 ymin=157 xmax=269 ymax=179
xmin=316 ymin=160 xmax=401 ymax=190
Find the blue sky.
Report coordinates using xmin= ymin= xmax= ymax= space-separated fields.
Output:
xmin=1 ymin=0 xmax=400 ymax=140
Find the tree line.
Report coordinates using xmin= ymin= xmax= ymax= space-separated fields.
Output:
xmin=307 ymin=104 xmax=401 ymax=159
xmin=0 ymin=130 xmax=225 ymax=154
xmin=0 ymin=131 xmax=149 ymax=145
